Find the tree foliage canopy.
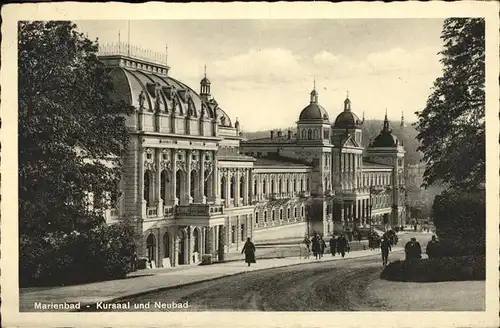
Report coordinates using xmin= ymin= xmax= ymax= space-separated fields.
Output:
xmin=414 ymin=18 xmax=485 ymax=190
xmin=19 ymin=21 xmax=133 ymax=236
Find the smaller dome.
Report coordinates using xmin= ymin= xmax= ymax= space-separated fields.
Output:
xmin=299 ymin=103 xmax=329 ymax=121
xmin=201 ymin=76 xmax=211 ymax=85
xmin=371 ymin=132 xmax=399 ymax=148
xmin=333 ymin=111 xmax=362 ymax=129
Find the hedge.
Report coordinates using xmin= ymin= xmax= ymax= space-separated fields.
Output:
xmin=380 ymin=255 xmax=485 ymax=282
xmin=19 ymin=220 xmax=137 ymax=287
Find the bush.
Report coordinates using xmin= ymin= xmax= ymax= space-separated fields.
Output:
xmin=19 ymin=220 xmax=137 ymax=287
xmin=432 ymin=189 xmax=485 ymax=256
xmin=380 ymin=256 xmax=485 ymax=282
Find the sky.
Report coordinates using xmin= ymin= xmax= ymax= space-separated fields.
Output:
xmin=75 ymin=19 xmax=445 ymax=132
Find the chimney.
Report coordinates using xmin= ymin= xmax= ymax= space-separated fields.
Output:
xmin=288 ymin=130 xmax=292 ymax=139
xmin=277 ymin=130 xmax=282 ymax=138
xmin=270 ymin=130 xmax=274 ymax=139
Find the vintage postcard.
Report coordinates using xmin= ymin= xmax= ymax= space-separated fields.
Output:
xmin=1 ymin=2 xmax=499 ymax=328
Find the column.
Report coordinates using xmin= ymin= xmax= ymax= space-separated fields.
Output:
xmin=188 ymin=226 xmax=194 ymax=264
xmin=235 ymin=169 xmax=240 ymax=206
xmin=212 ymin=152 xmax=219 ymax=203
xmin=236 ymin=215 xmax=241 ymax=250
xmin=243 ymin=169 xmax=249 ymax=205
xmin=225 ymin=171 xmax=230 ymax=205
xmin=171 ymin=149 xmax=178 ymax=205
xmin=186 ymin=150 xmax=192 ymax=204
xmin=199 ymin=150 xmax=206 ymax=203
xmin=139 ymin=148 xmax=147 ymax=218
xmin=156 ymin=149 xmax=163 ymax=216
xmin=206 ymin=227 xmax=214 ymax=256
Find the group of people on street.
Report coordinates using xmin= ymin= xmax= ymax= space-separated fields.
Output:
xmin=303 ymin=233 xmax=350 ymax=259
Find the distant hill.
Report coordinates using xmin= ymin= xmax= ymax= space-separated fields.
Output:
xmin=242 ymin=120 xmax=423 ymax=165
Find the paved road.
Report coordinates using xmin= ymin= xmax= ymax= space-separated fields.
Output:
xmin=84 ymin=232 xmax=432 ymax=312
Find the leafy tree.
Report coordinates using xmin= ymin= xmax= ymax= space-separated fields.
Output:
xmin=414 ymin=18 xmax=485 ymax=190
xmin=19 ymin=21 xmax=132 ymax=236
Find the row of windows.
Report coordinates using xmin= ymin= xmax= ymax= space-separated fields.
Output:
xmin=253 ymin=177 xmax=310 ymax=195
xmin=299 ymin=128 xmax=330 ymax=140
xmin=255 ymin=206 xmax=305 ymax=224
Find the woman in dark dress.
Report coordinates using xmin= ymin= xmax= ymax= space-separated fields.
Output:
xmin=241 ymin=237 xmax=256 ymax=267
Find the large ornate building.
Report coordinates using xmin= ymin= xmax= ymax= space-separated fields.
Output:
xmin=99 ymin=45 xmax=406 ymax=268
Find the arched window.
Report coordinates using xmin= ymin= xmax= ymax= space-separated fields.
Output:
xmin=279 ymin=178 xmax=282 ymax=193
xmin=301 ymin=206 xmax=305 ymax=217
xmin=253 ymin=179 xmax=257 ymax=196
xmin=262 ymin=179 xmax=267 ymax=194
xmin=272 ymin=210 xmax=275 ymax=221
xmin=271 ymin=180 xmax=275 ymax=194
xmin=285 ymin=179 xmax=289 ymax=193
xmin=255 ymin=212 xmax=259 ymax=224
xmin=307 ymin=129 xmax=312 ymax=139
xmin=240 ymin=175 xmax=244 ymax=198
xmin=279 ymin=209 xmax=283 ymax=220
xmin=306 ymin=178 xmax=310 ymax=190
xmin=230 ymin=176 xmax=236 ymax=198
xmin=293 ymin=179 xmax=297 ymax=193
xmin=302 ymin=129 xmax=306 ymax=139
xmin=294 ymin=207 xmax=297 ymax=217
xmin=287 ymin=208 xmax=290 ymax=218
xmin=221 ymin=176 xmax=226 ymax=199
xmin=264 ymin=211 xmax=268 ymax=222
xmin=312 ymin=129 xmax=317 ymax=139
xmin=300 ymin=178 xmax=304 ymax=191
xmin=144 ymin=171 xmax=152 ymax=207
xmin=160 ymin=170 xmax=168 ymax=201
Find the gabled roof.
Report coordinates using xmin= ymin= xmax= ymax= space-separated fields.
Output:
xmin=254 ymin=156 xmax=312 ymax=168
xmin=341 ymin=135 xmax=360 ymax=148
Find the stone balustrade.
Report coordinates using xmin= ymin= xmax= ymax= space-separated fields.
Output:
xmin=175 ymin=203 xmax=224 ymax=217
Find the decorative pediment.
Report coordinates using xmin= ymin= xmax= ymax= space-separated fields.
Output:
xmin=341 ymin=135 xmax=359 ymax=148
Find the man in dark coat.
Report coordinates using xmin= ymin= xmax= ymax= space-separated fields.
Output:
xmin=380 ymin=236 xmax=392 ymax=266
xmin=329 ymin=235 xmax=337 ymax=256
xmin=311 ymin=233 xmax=322 ymax=259
xmin=404 ymin=237 xmax=422 ymax=261
xmin=241 ymin=237 xmax=256 ymax=267
xmin=336 ymin=233 xmax=348 ymax=258
xmin=425 ymin=235 xmax=441 ymax=259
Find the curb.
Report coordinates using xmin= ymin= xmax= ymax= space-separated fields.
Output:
xmin=76 ymin=248 xmax=404 ymax=311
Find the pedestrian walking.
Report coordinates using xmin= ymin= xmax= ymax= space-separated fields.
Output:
xmin=425 ymin=235 xmax=441 ymax=259
xmin=130 ymin=251 xmax=138 ymax=271
xmin=336 ymin=233 xmax=348 ymax=258
xmin=329 ymin=235 xmax=337 ymax=256
xmin=303 ymin=235 xmax=311 ymax=259
xmin=320 ymin=236 xmax=326 ymax=259
xmin=241 ymin=237 xmax=256 ymax=267
xmin=380 ymin=236 xmax=392 ymax=266
xmin=311 ymin=233 xmax=322 ymax=260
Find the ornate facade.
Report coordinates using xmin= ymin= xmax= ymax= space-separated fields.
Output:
xmin=99 ymin=47 xmax=406 ymax=268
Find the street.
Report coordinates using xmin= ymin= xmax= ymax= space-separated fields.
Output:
xmin=84 ymin=232 xmax=483 ymax=312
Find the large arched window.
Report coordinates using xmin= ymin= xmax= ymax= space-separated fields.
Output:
xmin=160 ymin=170 xmax=168 ymax=201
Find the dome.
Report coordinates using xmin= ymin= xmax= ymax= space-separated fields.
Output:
xmin=298 ymin=86 xmax=329 ymax=121
xmin=371 ymin=131 xmax=399 ymax=147
xmin=107 ymin=66 xmax=216 ymax=118
xmin=333 ymin=95 xmax=363 ymax=129
xmin=333 ymin=111 xmax=362 ymax=129
xmin=299 ymin=103 xmax=329 ymax=121
xmin=370 ymin=114 xmax=399 ymax=147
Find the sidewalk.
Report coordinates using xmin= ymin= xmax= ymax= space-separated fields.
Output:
xmin=19 ymin=246 xmax=403 ymax=312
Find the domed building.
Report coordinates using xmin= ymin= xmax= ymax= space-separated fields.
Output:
xmin=98 ymin=44 xmax=406 ymax=268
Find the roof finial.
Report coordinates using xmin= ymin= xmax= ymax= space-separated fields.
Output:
xmin=204 ymin=64 xmax=207 ymax=78
xmin=313 ymin=78 xmax=316 ymax=91
xmin=383 ymin=108 xmax=390 ymax=131
xmin=346 ymin=90 xmax=349 ymax=99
